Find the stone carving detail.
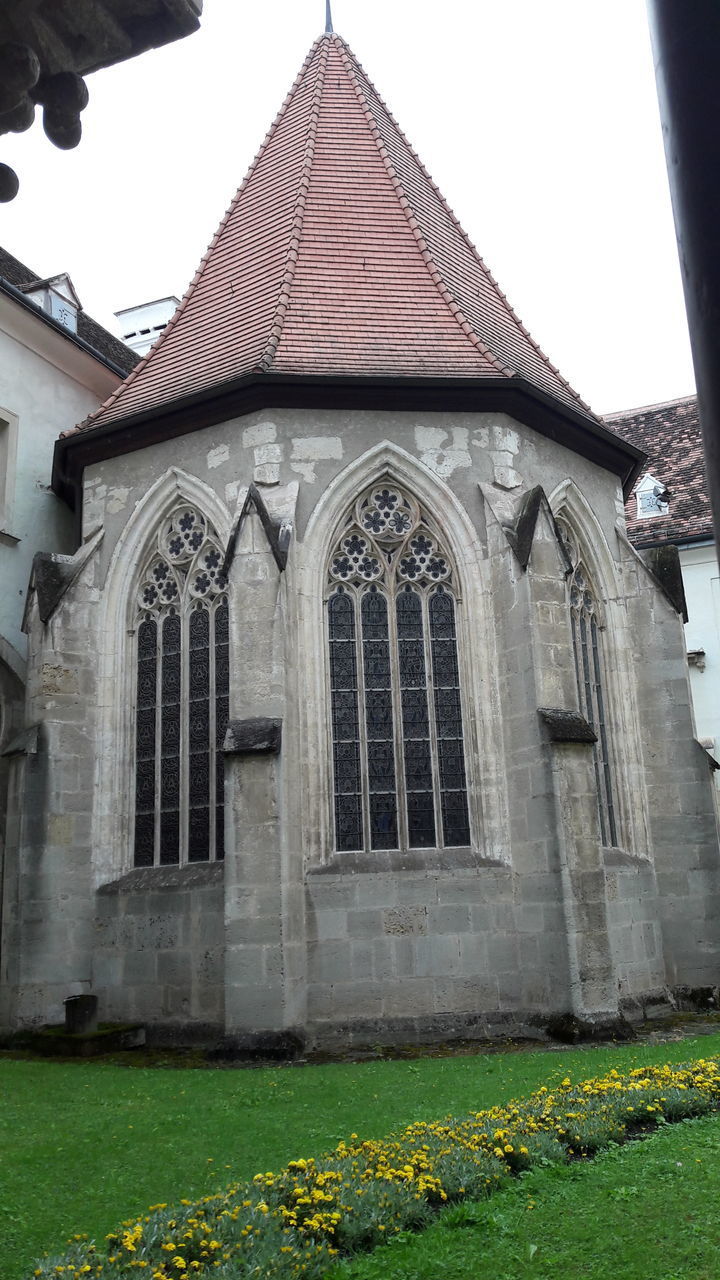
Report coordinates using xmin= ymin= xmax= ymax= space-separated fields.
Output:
xmin=329 ymin=485 xmax=453 ymax=590
xmin=137 ymin=506 xmax=227 ymax=614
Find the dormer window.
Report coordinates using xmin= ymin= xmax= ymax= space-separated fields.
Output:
xmin=635 ymin=473 xmax=670 ymax=519
xmin=22 ymin=272 xmax=81 ymax=334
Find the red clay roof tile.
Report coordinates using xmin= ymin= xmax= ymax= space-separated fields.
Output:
xmin=607 ymin=395 xmax=712 ymax=545
xmin=76 ymin=33 xmax=592 ymax=435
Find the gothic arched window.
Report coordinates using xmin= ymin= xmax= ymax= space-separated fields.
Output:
xmin=326 ymin=483 xmax=471 ymax=854
xmin=557 ymin=518 xmax=618 ymax=847
xmin=133 ymin=504 xmax=229 ymax=867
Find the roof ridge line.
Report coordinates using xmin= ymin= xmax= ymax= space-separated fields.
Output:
xmin=335 ymin=38 xmax=508 ymax=377
xmin=259 ymin=36 xmax=329 ymax=371
xmin=605 ymin=392 xmax=697 ymax=419
xmin=342 ymin=37 xmax=592 ymax=415
xmin=72 ymin=37 xmax=326 ymax=437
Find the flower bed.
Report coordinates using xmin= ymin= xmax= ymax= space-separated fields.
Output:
xmin=31 ymin=1056 xmax=720 ymax=1280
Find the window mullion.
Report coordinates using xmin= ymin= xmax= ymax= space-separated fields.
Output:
xmin=423 ymin=589 xmax=443 ymax=850
xmin=209 ymin=603 xmax=217 ymax=861
xmin=355 ymin=588 xmax=371 ymax=852
xmin=180 ymin=605 xmax=189 ymax=864
xmin=153 ymin=613 xmax=162 ymax=867
xmin=389 ymin=578 xmax=408 ymax=852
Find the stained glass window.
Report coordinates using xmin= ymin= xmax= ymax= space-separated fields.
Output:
xmin=326 ymin=483 xmax=471 ymax=852
xmin=557 ymin=518 xmax=618 ymax=847
xmin=133 ymin=504 xmax=229 ymax=866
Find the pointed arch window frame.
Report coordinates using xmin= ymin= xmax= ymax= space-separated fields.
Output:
xmin=551 ymin=483 xmax=652 ymax=861
xmin=90 ymin=470 xmax=234 ymax=887
xmin=295 ymin=448 xmax=511 ymax=874
xmin=325 ymin=481 xmax=472 ymax=856
xmin=132 ymin=502 xmax=230 ymax=868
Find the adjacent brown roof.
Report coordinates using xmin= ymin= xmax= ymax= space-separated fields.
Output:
xmin=76 ymin=31 xmax=594 ymax=436
xmin=0 ymin=246 xmax=138 ymax=375
xmin=607 ymin=395 xmax=712 ymax=545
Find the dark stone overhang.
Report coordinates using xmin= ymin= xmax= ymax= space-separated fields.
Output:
xmin=52 ymin=372 xmax=647 ymax=512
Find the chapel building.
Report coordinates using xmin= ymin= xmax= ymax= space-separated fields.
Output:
xmin=2 ymin=31 xmax=719 ymax=1049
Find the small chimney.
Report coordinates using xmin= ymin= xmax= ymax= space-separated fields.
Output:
xmin=115 ymin=296 xmax=179 ymax=357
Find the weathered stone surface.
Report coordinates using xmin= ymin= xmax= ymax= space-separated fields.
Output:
xmin=223 ymin=718 xmax=282 ymax=756
xmin=642 ymin=544 xmax=689 ymax=622
xmin=538 ymin=707 xmax=597 ymax=743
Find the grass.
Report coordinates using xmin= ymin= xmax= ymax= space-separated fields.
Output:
xmin=337 ymin=1114 xmax=720 ymax=1280
xmin=2 ymin=1031 xmax=720 ymax=1280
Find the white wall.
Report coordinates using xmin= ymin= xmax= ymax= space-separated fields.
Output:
xmin=681 ymin=541 xmax=720 ymax=759
xmin=0 ymin=293 xmax=122 ymax=672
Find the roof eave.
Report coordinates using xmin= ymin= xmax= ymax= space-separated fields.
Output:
xmin=52 ymin=371 xmax=646 ymax=510
xmin=0 ymin=276 xmax=131 ymax=378
xmin=627 ymin=527 xmax=714 ymax=550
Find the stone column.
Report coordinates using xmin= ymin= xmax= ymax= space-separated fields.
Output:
xmin=482 ymin=485 xmax=618 ymax=1025
xmin=526 ymin=507 xmax=618 ymax=1023
xmin=223 ymin=501 xmax=303 ymax=1051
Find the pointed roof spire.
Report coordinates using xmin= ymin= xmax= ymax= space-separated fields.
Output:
xmin=325 ymin=0 xmax=333 ymax=34
xmin=74 ymin=34 xmax=595 ymax=436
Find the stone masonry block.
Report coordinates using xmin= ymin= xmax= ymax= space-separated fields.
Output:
xmin=433 ymin=976 xmax=499 ymax=1014
xmin=350 ymin=940 xmax=374 ymax=980
xmin=372 ymin=938 xmax=395 ymax=980
xmin=196 ymin=948 xmax=224 ymax=987
xmin=428 ymin=904 xmax=471 ymax=934
xmin=157 ymin=951 xmax=193 ymax=988
xmin=382 ymin=979 xmax=436 ymax=1017
xmin=355 ymin=876 xmax=401 ymax=909
xmin=345 ymin=909 xmax=384 ymax=939
xmin=383 ymin=905 xmax=428 ymax=936
xmin=458 ymin=932 xmax=488 ymax=975
xmin=331 ymin=981 xmax=383 ymax=1019
xmin=307 ymin=879 xmax=359 ymax=911
xmin=307 ymin=940 xmax=353 ymax=984
xmin=392 ymin=937 xmax=417 ymax=978
xmin=228 ymin=943 xmax=278 ymax=987
xmin=310 ymin=909 xmax=348 ymax=942
xmin=394 ymin=877 xmax=440 ymax=906
xmin=123 ymin=950 xmax=157 ymax=986
xmin=414 ymin=935 xmax=463 ymax=979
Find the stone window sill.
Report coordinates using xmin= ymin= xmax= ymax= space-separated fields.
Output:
xmin=602 ymin=846 xmax=652 ymax=869
xmin=98 ymin=861 xmax=224 ymax=895
xmin=308 ymin=849 xmax=509 ymax=876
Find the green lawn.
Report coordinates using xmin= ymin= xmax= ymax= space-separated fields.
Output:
xmin=338 ymin=1114 xmax=720 ymax=1280
xmin=3 ymin=1032 xmax=720 ymax=1280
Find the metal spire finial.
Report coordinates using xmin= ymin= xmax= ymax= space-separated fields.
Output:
xmin=325 ymin=0 xmax=333 ymax=33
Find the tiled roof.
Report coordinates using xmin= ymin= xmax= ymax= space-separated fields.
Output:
xmin=76 ymin=32 xmax=593 ymax=435
xmin=0 ymin=246 xmax=138 ymax=375
xmin=607 ymin=395 xmax=712 ymax=545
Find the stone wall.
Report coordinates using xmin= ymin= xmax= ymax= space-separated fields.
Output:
xmin=304 ymin=864 xmax=568 ymax=1048
xmin=95 ymin=864 xmax=224 ymax=1038
xmin=3 ymin=403 xmax=719 ymax=1044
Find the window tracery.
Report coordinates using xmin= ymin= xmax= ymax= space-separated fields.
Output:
xmin=133 ymin=504 xmax=229 ymax=867
xmin=326 ymin=483 xmax=471 ymax=853
xmin=556 ymin=517 xmax=618 ymax=847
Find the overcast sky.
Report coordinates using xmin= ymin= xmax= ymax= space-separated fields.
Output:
xmin=0 ymin=0 xmax=695 ymax=416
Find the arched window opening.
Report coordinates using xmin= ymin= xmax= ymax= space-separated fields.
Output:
xmin=326 ymin=483 xmax=471 ymax=853
xmin=557 ymin=517 xmax=617 ymax=847
xmin=133 ymin=504 xmax=229 ymax=867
